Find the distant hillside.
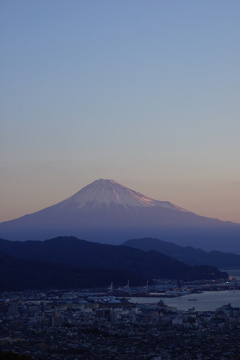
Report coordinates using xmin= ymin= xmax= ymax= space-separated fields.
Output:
xmin=0 ymin=236 xmax=227 ymax=281
xmin=0 ymin=251 xmax=145 ymax=291
xmin=122 ymin=238 xmax=240 ymax=268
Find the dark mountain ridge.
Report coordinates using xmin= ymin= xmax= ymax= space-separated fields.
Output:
xmin=122 ymin=238 xmax=240 ymax=268
xmin=0 ymin=250 xmax=146 ymax=291
xmin=0 ymin=236 xmax=227 ymax=281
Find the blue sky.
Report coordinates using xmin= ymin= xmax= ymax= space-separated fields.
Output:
xmin=1 ymin=0 xmax=240 ymax=223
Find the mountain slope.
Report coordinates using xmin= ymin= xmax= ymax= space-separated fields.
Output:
xmin=123 ymin=238 xmax=240 ymax=268
xmin=0 ymin=179 xmax=239 ymax=251
xmin=0 ymin=236 xmax=227 ymax=281
xmin=0 ymin=250 xmax=145 ymax=291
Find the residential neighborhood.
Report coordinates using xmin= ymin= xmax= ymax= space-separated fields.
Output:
xmin=1 ymin=288 xmax=240 ymax=360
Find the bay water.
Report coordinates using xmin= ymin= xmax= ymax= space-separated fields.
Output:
xmin=130 ymin=290 xmax=240 ymax=311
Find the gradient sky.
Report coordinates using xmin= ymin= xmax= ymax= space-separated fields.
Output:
xmin=1 ymin=0 xmax=240 ymax=224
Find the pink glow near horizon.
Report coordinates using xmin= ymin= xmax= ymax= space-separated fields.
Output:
xmin=0 ymin=178 xmax=239 ymax=224
xmin=1 ymin=1 xmax=239 ymax=224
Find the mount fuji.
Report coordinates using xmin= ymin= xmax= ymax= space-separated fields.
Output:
xmin=0 ymin=179 xmax=240 ymax=252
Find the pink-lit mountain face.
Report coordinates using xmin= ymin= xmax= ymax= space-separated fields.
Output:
xmin=0 ymin=179 xmax=240 ymax=252
xmin=51 ymin=179 xmax=189 ymax=214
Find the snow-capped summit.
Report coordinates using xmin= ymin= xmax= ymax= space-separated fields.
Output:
xmin=0 ymin=179 xmax=239 ymax=252
xmin=59 ymin=179 xmax=188 ymax=212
